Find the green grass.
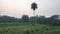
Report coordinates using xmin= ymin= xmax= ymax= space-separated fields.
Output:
xmin=0 ymin=22 xmax=60 ymax=34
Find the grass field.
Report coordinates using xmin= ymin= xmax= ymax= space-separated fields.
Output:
xmin=0 ymin=22 xmax=60 ymax=34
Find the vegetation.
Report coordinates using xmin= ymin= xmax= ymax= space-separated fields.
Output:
xmin=0 ymin=15 xmax=60 ymax=26
xmin=0 ymin=23 xmax=60 ymax=34
xmin=0 ymin=15 xmax=60 ymax=34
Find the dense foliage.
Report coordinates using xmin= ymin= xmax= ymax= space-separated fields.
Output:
xmin=0 ymin=15 xmax=60 ymax=34
xmin=0 ymin=15 xmax=60 ymax=26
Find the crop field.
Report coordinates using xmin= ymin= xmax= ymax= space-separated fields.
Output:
xmin=0 ymin=22 xmax=60 ymax=34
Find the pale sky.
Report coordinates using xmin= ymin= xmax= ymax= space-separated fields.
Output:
xmin=0 ymin=0 xmax=60 ymax=18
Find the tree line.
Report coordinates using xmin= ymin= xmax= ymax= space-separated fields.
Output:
xmin=0 ymin=15 xmax=60 ymax=26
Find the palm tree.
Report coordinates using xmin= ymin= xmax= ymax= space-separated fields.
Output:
xmin=31 ymin=2 xmax=38 ymax=23
xmin=31 ymin=2 xmax=38 ymax=17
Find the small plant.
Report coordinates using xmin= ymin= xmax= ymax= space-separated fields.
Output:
xmin=36 ymin=29 xmax=39 ymax=31
xmin=30 ymin=30 xmax=35 ymax=34
xmin=32 ymin=24 xmax=35 ymax=26
xmin=24 ymin=30 xmax=30 ymax=34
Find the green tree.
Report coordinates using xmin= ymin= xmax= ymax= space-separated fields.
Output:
xmin=21 ymin=15 xmax=29 ymax=22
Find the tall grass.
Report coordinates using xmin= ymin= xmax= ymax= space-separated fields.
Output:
xmin=0 ymin=22 xmax=60 ymax=34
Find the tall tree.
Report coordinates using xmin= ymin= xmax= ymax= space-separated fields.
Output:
xmin=31 ymin=2 xmax=38 ymax=24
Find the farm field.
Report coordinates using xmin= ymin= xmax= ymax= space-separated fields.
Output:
xmin=0 ymin=22 xmax=60 ymax=34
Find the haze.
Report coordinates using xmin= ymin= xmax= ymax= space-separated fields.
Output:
xmin=0 ymin=0 xmax=60 ymax=18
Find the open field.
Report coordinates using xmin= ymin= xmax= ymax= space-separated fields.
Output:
xmin=0 ymin=23 xmax=60 ymax=34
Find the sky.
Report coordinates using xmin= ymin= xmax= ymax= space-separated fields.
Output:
xmin=0 ymin=0 xmax=60 ymax=18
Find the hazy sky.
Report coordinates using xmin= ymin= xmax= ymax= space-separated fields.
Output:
xmin=0 ymin=0 xmax=60 ymax=18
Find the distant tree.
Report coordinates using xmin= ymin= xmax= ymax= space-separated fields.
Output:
xmin=0 ymin=15 xmax=18 ymax=22
xmin=37 ymin=16 xmax=46 ymax=24
xmin=21 ymin=15 xmax=29 ymax=22
xmin=31 ymin=2 xmax=37 ymax=23
xmin=50 ymin=15 xmax=59 ymax=19
xmin=46 ymin=15 xmax=60 ymax=26
xmin=29 ymin=17 xmax=35 ymax=23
